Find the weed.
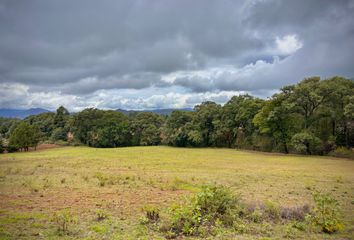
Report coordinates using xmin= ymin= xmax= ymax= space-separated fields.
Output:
xmin=94 ymin=172 xmax=109 ymax=187
xmin=309 ymin=191 xmax=343 ymax=233
xmin=143 ymin=205 xmax=160 ymax=223
xmin=165 ymin=185 xmax=242 ymax=236
xmin=52 ymin=209 xmax=77 ymax=235
xmin=90 ymin=224 xmax=109 ymax=234
xmin=95 ymin=209 xmax=110 ymax=221
xmin=249 ymin=207 xmax=263 ymax=223
xmin=263 ymin=200 xmax=281 ymax=221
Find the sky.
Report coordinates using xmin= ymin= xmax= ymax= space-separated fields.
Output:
xmin=0 ymin=0 xmax=354 ymax=111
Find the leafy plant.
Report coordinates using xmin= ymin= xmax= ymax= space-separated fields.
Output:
xmin=143 ymin=205 xmax=160 ymax=223
xmin=95 ymin=209 xmax=110 ymax=221
xmin=166 ymin=185 xmax=243 ymax=236
xmin=310 ymin=192 xmax=343 ymax=233
xmin=52 ymin=209 xmax=77 ymax=234
xmin=263 ymin=200 xmax=281 ymax=221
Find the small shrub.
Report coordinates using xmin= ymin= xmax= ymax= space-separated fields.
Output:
xmin=95 ymin=209 xmax=110 ymax=221
xmin=166 ymin=185 xmax=242 ymax=236
xmin=329 ymin=147 xmax=354 ymax=159
xmin=249 ymin=208 xmax=263 ymax=223
xmin=52 ymin=209 xmax=77 ymax=235
xmin=6 ymin=145 xmax=18 ymax=153
xmin=94 ymin=172 xmax=109 ymax=187
xmin=309 ymin=192 xmax=343 ymax=233
xmin=291 ymin=221 xmax=307 ymax=231
xmin=143 ymin=205 xmax=160 ymax=223
xmin=263 ymin=200 xmax=281 ymax=221
xmin=233 ymin=219 xmax=249 ymax=234
xmin=90 ymin=224 xmax=108 ymax=234
xmin=291 ymin=131 xmax=322 ymax=155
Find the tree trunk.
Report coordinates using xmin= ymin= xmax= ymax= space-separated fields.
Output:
xmin=283 ymin=141 xmax=289 ymax=154
xmin=305 ymin=142 xmax=311 ymax=155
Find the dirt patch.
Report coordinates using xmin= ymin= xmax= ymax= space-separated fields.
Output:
xmin=31 ymin=144 xmax=61 ymax=151
xmin=0 ymin=187 xmax=188 ymax=217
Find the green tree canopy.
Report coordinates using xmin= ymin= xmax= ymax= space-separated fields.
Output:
xmin=9 ymin=121 xmax=41 ymax=151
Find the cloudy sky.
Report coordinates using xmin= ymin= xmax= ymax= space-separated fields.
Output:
xmin=0 ymin=0 xmax=353 ymax=111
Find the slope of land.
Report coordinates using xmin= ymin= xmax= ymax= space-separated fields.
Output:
xmin=0 ymin=146 xmax=353 ymax=239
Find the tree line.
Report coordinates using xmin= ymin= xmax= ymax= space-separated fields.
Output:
xmin=0 ymin=76 xmax=353 ymax=157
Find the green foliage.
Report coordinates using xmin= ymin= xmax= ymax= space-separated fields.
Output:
xmin=50 ymin=127 xmax=67 ymax=141
xmin=263 ymin=200 xmax=281 ymax=221
xmin=291 ymin=131 xmax=322 ymax=155
xmin=310 ymin=192 xmax=343 ymax=233
xmin=329 ymin=147 xmax=354 ymax=159
xmin=130 ymin=112 xmax=163 ymax=146
xmin=166 ymin=185 xmax=242 ymax=236
xmin=0 ymin=117 xmax=20 ymax=138
xmin=52 ymin=209 xmax=77 ymax=235
xmin=25 ymin=112 xmax=55 ymax=139
xmin=143 ymin=205 xmax=160 ymax=222
xmin=3 ymin=76 xmax=353 ymax=156
xmin=73 ymin=109 xmax=131 ymax=147
xmin=8 ymin=121 xmax=41 ymax=151
xmin=95 ymin=209 xmax=110 ymax=221
xmin=54 ymin=106 xmax=70 ymax=128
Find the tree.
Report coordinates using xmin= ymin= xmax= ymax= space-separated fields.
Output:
xmin=9 ymin=122 xmax=41 ymax=151
xmin=25 ymin=112 xmax=55 ymax=139
xmin=217 ymin=95 xmax=264 ymax=148
xmin=130 ymin=112 xmax=164 ymax=146
xmin=290 ymin=77 xmax=326 ymax=129
xmin=0 ymin=117 xmax=20 ymax=139
xmin=72 ymin=109 xmax=131 ymax=147
xmin=163 ymin=110 xmax=193 ymax=147
xmin=192 ymin=101 xmax=221 ymax=146
xmin=54 ymin=106 xmax=70 ymax=128
xmin=254 ymin=92 xmax=299 ymax=153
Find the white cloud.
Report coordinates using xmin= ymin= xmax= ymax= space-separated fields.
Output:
xmin=0 ymin=83 xmax=253 ymax=111
xmin=275 ymin=34 xmax=303 ymax=55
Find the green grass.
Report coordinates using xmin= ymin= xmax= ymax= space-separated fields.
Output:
xmin=0 ymin=146 xmax=353 ymax=239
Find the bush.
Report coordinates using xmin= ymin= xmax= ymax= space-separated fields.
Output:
xmin=6 ymin=145 xmax=18 ymax=153
xmin=166 ymin=185 xmax=243 ymax=236
xmin=143 ymin=205 xmax=160 ymax=223
xmin=52 ymin=209 xmax=77 ymax=235
xmin=329 ymin=147 xmax=354 ymax=159
xmin=310 ymin=192 xmax=343 ymax=233
xmin=263 ymin=200 xmax=281 ymax=221
xmin=291 ymin=131 xmax=322 ymax=155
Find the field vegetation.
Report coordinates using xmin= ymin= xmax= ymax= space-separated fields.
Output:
xmin=0 ymin=146 xmax=353 ymax=239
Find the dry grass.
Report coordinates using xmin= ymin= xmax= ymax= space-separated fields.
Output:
xmin=0 ymin=146 xmax=353 ymax=239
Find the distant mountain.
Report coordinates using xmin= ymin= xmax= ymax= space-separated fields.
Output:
xmin=0 ymin=108 xmax=51 ymax=119
xmin=116 ymin=108 xmax=193 ymax=116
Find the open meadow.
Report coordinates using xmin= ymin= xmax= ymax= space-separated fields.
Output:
xmin=0 ymin=146 xmax=353 ymax=239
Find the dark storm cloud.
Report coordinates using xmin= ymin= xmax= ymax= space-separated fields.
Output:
xmin=0 ymin=0 xmax=353 ymax=109
xmin=0 ymin=0 xmax=254 ymax=93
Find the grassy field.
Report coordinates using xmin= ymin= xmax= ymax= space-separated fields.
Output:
xmin=0 ymin=146 xmax=353 ymax=239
